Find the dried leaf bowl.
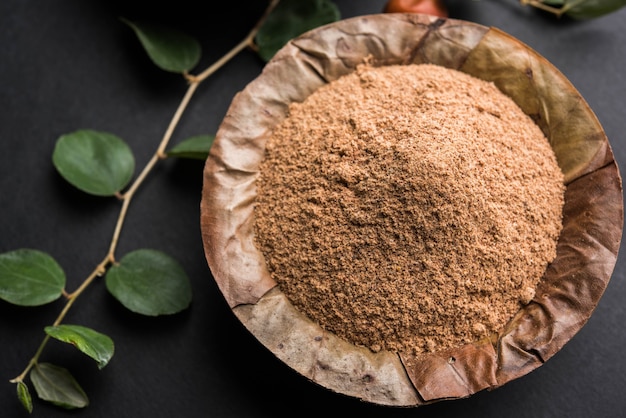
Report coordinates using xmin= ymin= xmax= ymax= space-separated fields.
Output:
xmin=200 ymin=13 xmax=623 ymax=407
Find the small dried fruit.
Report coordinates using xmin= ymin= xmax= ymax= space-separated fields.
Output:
xmin=383 ymin=0 xmax=448 ymax=17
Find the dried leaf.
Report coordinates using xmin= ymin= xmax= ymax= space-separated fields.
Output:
xmin=201 ymin=13 xmax=622 ymax=406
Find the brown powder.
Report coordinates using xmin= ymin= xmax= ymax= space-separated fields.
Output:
xmin=253 ymin=63 xmax=565 ymax=356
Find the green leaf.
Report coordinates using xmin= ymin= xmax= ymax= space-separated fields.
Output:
xmin=52 ymin=129 xmax=135 ymax=196
xmin=30 ymin=363 xmax=89 ymax=409
xmin=167 ymin=134 xmax=215 ymax=160
xmin=562 ymin=0 xmax=626 ymax=18
xmin=0 ymin=249 xmax=65 ymax=306
xmin=255 ymin=0 xmax=341 ymax=62
xmin=122 ymin=18 xmax=201 ymax=73
xmin=16 ymin=381 xmax=33 ymax=413
xmin=105 ymin=249 xmax=192 ymax=316
xmin=45 ymin=325 xmax=114 ymax=369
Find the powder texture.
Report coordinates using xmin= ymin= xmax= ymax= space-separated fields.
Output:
xmin=254 ymin=63 xmax=565 ymax=356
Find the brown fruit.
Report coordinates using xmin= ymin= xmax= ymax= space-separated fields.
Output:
xmin=384 ymin=0 xmax=448 ymax=17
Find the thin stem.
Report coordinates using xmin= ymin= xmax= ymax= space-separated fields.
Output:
xmin=10 ymin=0 xmax=280 ymax=387
xmin=108 ymin=80 xmax=199 ymax=258
xmin=520 ymin=0 xmax=566 ymax=16
xmin=9 ymin=260 xmax=106 ymax=383
xmin=191 ymin=38 xmax=251 ymax=84
xmin=156 ymin=81 xmax=199 ymax=158
xmin=192 ymin=0 xmax=280 ymax=83
xmin=62 ymin=258 xmax=109 ymax=307
xmin=555 ymin=0 xmax=587 ymax=14
xmin=9 ymin=336 xmax=50 ymax=384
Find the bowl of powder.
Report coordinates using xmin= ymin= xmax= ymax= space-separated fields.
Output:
xmin=200 ymin=14 xmax=623 ymax=406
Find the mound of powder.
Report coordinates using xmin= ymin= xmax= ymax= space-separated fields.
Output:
xmin=254 ymin=63 xmax=565 ymax=356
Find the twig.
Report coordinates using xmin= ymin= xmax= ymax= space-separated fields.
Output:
xmin=9 ymin=0 xmax=281 ymax=387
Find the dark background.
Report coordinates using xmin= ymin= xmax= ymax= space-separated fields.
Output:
xmin=1 ymin=1 xmax=625 ymax=417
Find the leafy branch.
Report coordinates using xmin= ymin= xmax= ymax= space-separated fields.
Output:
xmin=520 ymin=0 xmax=626 ymax=18
xmin=381 ymin=0 xmax=625 ymax=18
xmin=1 ymin=0 xmax=340 ymax=413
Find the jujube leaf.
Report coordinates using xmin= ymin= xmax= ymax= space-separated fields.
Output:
xmin=121 ymin=18 xmax=201 ymax=73
xmin=562 ymin=0 xmax=626 ymax=19
xmin=255 ymin=0 xmax=341 ymax=62
xmin=52 ymin=129 xmax=135 ymax=196
xmin=30 ymin=363 xmax=89 ymax=409
xmin=44 ymin=325 xmax=115 ymax=369
xmin=0 ymin=249 xmax=65 ymax=306
xmin=167 ymin=134 xmax=215 ymax=160
xmin=105 ymin=249 xmax=192 ymax=316
xmin=16 ymin=381 xmax=33 ymax=413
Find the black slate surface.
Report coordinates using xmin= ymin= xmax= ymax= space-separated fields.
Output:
xmin=1 ymin=1 xmax=625 ymax=417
